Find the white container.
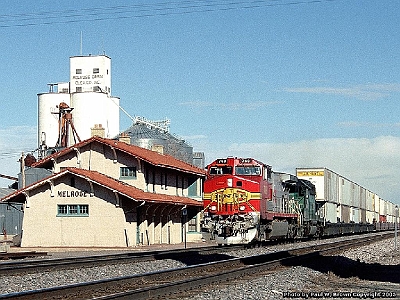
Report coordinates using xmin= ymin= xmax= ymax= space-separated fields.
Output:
xmin=351 ymin=208 xmax=360 ymax=223
xmin=366 ymin=210 xmax=375 ymax=224
xmin=296 ymin=168 xmax=339 ymax=204
xmin=323 ymin=202 xmax=338 ymax=223
xmin=366 ymin=190 xmax=374 ymax=211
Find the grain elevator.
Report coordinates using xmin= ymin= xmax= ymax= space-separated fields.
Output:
xmin=38 ymin=55 xmax=120 ymax=157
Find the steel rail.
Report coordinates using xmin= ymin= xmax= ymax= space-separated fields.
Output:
xmin=0 ymin=244 xmax=245 ymax=276
xmin=0 ymin=232 xmax=392 ymax=300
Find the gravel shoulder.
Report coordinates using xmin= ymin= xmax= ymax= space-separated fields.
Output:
xmin=1 ymin=234 xmax=399 ymax=299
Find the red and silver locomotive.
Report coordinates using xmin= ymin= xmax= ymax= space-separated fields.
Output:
xmin=202 ymin=157 xmax=318 ymax=245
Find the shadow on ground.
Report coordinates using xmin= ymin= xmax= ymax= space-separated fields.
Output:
xmin=284 ymin=253 xmax=400 ymax=284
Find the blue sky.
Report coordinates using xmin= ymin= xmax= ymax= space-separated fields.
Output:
xmin=1 ymin=0 xmax=400 ymax=205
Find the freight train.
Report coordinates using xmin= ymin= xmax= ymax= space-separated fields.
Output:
xmin=201 ymin=157 xmax=398 ymax=245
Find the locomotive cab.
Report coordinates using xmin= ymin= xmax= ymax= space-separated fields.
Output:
xmin=202 ymin=158 xmax=273 ymax=244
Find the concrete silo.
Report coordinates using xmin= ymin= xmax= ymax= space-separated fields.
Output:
xmin=37 ymin=84 xmax=70 ymax=150
xmin=71 ymin=92 xmax=120 ymax=141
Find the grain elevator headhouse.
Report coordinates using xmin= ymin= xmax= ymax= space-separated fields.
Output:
xmin=70 ymin=55 xmax=111 ymax=94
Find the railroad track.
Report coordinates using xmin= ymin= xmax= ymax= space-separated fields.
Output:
xmin=0 ymin=232 xmax=392 ymax=300
xmin=0 ymin=244 xmax=247 ymax=276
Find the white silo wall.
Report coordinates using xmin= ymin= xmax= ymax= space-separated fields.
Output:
xmin=108 ymin=96 xmax=120 ymax=138
xmin=38 ymin=92 xmax=71 ymax=148
xmin=71 ymin=92 xmax=119 ymax=142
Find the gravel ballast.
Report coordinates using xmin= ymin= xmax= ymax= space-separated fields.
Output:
xmin=0 ymin=234 xmax=399 ymax=299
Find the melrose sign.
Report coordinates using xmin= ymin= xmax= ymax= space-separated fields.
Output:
xmin=57 ymin=190 xmax=89 ymax=198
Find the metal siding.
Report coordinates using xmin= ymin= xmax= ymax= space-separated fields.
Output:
xmin=352 ymin=208 xmax=360 ymax=223
xmin=360 ymin=187 xmax=366 ymax=210
xmin=0 ymin=203 xmax=23 ymax=235
xmin=352 ymin=184 xmax=360 ymax=209
xmin=366 ymin=210 xmax=375 ymax=223
xmin=340 ymin=205 xmax=351 ymax=223
xmin=366 ymin=191 xmax=374 ymax=211
xmin=360 ymin=208 xmax=366 ymax=223
xmin=325 ymin=202 xmax=338 ymax=223
xmin=340 ymin=177 xmax=351 ymax=206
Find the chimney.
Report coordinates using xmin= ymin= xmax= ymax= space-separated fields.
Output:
xmin=118 ymin=132 xmax=131 ymax=144
xmin=151 ymin=144 xmax=164 ymax=155
xmin=91 ymin=124 xmax=105 ymax=138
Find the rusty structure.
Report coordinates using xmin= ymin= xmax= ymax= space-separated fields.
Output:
xmin=54 ymin=102 xmax=81 ymax=148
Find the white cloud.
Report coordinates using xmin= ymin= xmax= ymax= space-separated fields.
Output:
xmin=196 ymin=136 xmax=400 ymax=205
xmin=338 ymin=121 xmax=400 ymax=128
xmin=181 ymin=134 xmax=208 ymax=140
xmin=179 ymin=100 xmax=282 ymax=110
xmin=283 ymin=83 xmax=400 ymax=101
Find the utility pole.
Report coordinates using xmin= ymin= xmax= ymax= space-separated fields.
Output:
xmin=395 ymin=205 xmax=398 ymax=251
xmin=20 ymin=152 xmax=25 ymax=188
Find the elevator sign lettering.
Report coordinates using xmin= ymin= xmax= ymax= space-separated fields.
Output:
xmin=72 ymin=74 xmax=103 ymax=85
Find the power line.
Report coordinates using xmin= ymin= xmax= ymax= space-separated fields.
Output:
xmin=0 ymin=149 xmax=37 ymax=160
xmin=0 ymin=0 xmax=342 ymax=28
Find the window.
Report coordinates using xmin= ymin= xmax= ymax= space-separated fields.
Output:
xmin=76 ymin=87 xmax=82 ymax=92
xmin=57 ymin=204 xmax=89 ymax=216
xmin=209 ymin=166 xmax=232 ymax=175
xmin=235 ymin=166 xmax=261 ymax=176
xmin=120 ymin=167 xmax=137 ymax=179
xmin=79 ymin=205 xmax=89 ymax=214
xmin=93 ymin=68 xmax=99 ymax=74
xmin=188 ymin=216 xmax=197 ymax=232
xmin=58 ymin=205 xmax=67 ymax=214
xmin=69 ymin=205 xmax=78 ymax=214
xmin=76 ymin=69 xmax=82 ymax=74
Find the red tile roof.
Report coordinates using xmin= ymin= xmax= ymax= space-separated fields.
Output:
xmin=32 ymin=136 xmax=206 ymax=176
xmin=1 ymin=167 xmax=202 ymax=207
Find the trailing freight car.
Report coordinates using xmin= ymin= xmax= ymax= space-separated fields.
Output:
xmin=296 ymin=168 xmax=397 ymax=226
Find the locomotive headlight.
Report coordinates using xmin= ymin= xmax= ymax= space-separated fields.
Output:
xmin=239 ymin=205 xmax=246 ymax=211
xmin=210 ymin=205 xmax=217 ymax=211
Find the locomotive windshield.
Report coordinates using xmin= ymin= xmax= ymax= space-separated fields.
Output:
xmin=235 ymin=166 xmax=261 ymax=176
xmin=209 ymin=166 xmax=233 ymax=175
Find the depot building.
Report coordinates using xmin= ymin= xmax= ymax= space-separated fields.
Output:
xmin=1 ymin=136 xmax=206 ymax=248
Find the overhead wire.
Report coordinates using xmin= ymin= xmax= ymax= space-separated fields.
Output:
xmin=0 ymin=0 xmax=342 ymax=28
xmin=0 ymin=150 xmax=37 ymax=160
xmin=0 ymin=0 xmax=339 ymax=162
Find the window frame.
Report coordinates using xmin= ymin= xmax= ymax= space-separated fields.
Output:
xmin=57 ymin=204 xmax=89 ymax=217
xmin=120 ymin=166 xmax=137 ymax=179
